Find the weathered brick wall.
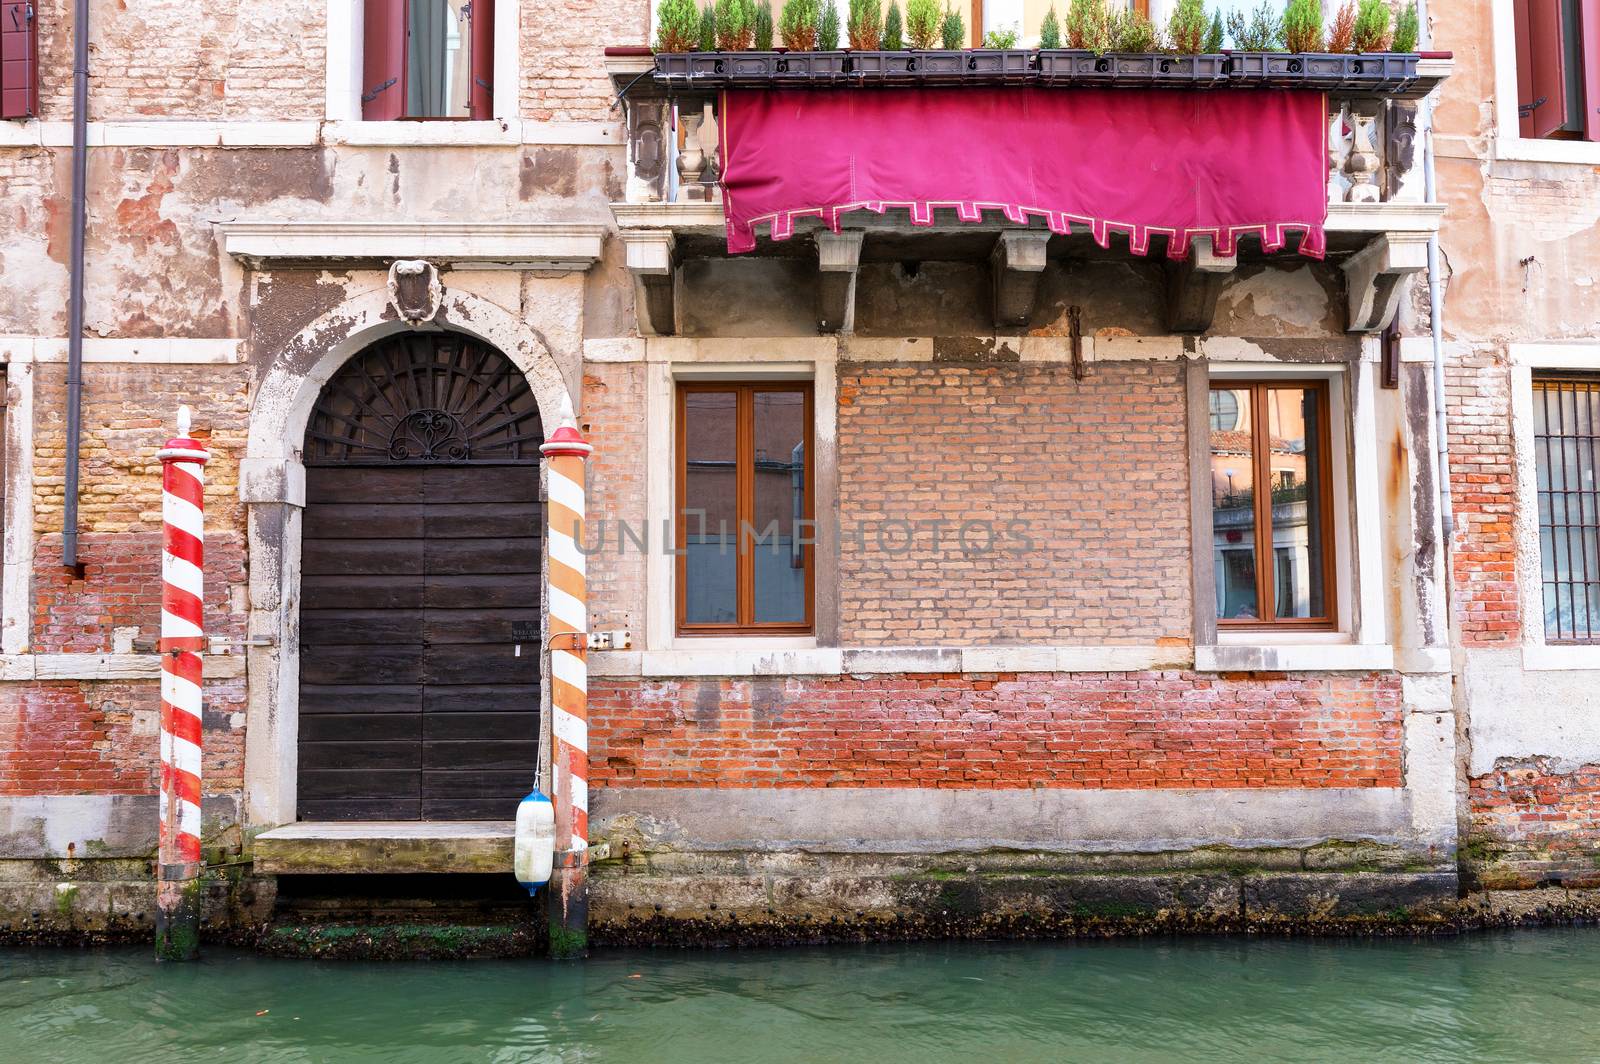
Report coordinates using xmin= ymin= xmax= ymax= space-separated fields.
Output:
xmin=1444 ymin=347 xmax=1518 ymax=646
xmin=520 ymin=0 xmax=649 ymax=121
xmin=1468 ymin=759 xmax=1600 ymax=888
xmin=836 ymin=360 xmax=1192 ymax=645
xmin=0 ymin=676 xmax=245 ymax=797
xmin=590 ymin=672 xmax=1404 ymax=789
xmin=583 ymin=362 xmax=647 ymax=634
xmin=34 ymin=0 xmax=326 ymax=121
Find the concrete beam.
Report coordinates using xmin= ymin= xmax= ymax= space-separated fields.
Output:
xmin=253 ymin=821 xmax=514 ymax=874
xmin=815 ymin=231 xmax=864 ymax=334
xmin=621 ymin=229 xmax=677 ymax=336
xmin=1164 ymin=235 xmax=1237 ymax=333
xmin=1342 ymin=232 xmax=1429 ymax=333
xmin=990 ymin=231 xmax=1051 ymax=328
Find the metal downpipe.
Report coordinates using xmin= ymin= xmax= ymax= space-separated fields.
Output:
xmin=62 ymin=0 xmax=88 ymax=570
xmin=1416 ymin=0 xmax=1454 ymax=564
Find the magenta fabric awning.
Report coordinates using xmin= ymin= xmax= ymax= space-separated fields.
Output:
xmin=718 ymin=88 xmax=1328 ymax=259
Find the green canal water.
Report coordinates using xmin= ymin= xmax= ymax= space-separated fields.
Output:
xmin=3 ymin=931 xmax=1599 ymax=1062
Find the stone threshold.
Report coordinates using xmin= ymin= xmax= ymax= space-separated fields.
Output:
xmin=254 ymin=821 xmax=513 ymax=875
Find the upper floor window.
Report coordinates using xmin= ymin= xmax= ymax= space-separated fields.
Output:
xmin=1514 ymin=0 xmax=1600 ymax=141
xmin=1533 ymin=375 xmax=1600 ymax=642
xmin=1210 ymin=381 xmax=1335 ymax=629
xmin=677 ymin=382 xmax=813 ymax=636
xmin=362 ymin=0 xmax=494 ymax=121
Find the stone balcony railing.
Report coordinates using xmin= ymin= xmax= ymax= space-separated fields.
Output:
xmin=606 ymin=50 xmax=1452 ymax=336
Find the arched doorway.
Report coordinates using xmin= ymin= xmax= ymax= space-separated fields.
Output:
xmin=297 ymin=332 xmax=545 ymax=821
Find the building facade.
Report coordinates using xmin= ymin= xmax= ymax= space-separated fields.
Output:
xmin=0 ymin=0 xmax=1594 ymax=946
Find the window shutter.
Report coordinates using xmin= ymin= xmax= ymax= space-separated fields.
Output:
xmin=469 ymin=0 xmax=495 ymax=121
xmin=362 ymin=0 xmax=407 ymax=121
xmin=1514 ymin=0 xmax=1569 ymax=139
xmin=1581 ymin=0 xmax=1600 ymax=141
xmin=1 ymin=0 xmax=38 ymax=121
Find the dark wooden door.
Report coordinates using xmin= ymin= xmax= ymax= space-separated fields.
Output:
xmin=297 ymin=334 xmax=544 ymax=821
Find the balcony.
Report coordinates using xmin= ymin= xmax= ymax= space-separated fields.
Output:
xmin=607 ymin=49 xmax=1452 ymax=337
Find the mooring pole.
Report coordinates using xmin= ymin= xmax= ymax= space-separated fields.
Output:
xmin=155 ymin=406 xmax=209 ymax=961
xmin=541 ymin=401 xmax=592 ymax=959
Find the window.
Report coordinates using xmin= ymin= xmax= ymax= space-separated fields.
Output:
xmin=1533 ymin=375 xmax=1600 ymax=642
xmin=1209 ymin=381 xmax=1335 ymax=628
xmin=1514 ymin=0 xmax=1600 ymax=141
xmin=676 ymin=382 xmax=813 ymax=635
xmin=362 ymin=0 xmax=494 ymax=121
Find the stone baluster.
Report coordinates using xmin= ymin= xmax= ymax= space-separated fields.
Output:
xmin=1344 ymin=106 xmax=1382 ymax=203
xmin=676 ymin=105 xmax=707 ymax=202
xmin=1327 ymin=101 xmax=1353 ymax=205
xmin=699 ymin=100 xmax=722 ymax=203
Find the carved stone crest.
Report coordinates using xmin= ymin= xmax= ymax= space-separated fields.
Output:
xmin=387 ymin=259 xmax=442 ymax=325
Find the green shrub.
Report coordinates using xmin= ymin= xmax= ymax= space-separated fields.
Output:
xmin=1039 ymin=4 xmax=1061 ymax=48
xmin=1225 ymin=1 xmax=1281 ymax=48
xmin=716 ymin=0 xmax=756 ymax=49
xmin=1352 ymin=0 xmax=1391 ymax=51
xmin=1203 ymin=10 xmax=1223 ymax=51
xmin=1392 ymin=0 xmax=1419 ymax=51
xmin=883 ymin=0 xmax=904 ymax=47
xmin=905 ymin=0 xmax=939 ymax=46
xmin=939 ymin=5 xmax=965 ymax=47
xmin=1066 ymin=0 xmax=1111 ymax=50
xmin=1110 ymin=7 xmax=1157 ymax=51
xmin=755 ymin=0 xmax=775 ymax=47
xmin=778 ymin=0 xmax=819 ymax=48
xmin=848 ymin=0 xmax=882 ymax=48
xmin=699 ymin=3 xmax=717 ymax=49
xmin=1164 ymin=0 xmax=1206 ymax=53
xmin=983 ymin=26 xmax=1018 ymax=47
xmin=1282 ymin=0 xmax=1323 ymax=52
xmin=655 ymin=0 xmax=701 ymax=51
xmin=819 ymin=0 xmax=841 ymax=48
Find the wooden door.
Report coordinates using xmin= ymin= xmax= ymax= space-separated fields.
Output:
xmin=297 ymin=333 xmax=545 ymax=821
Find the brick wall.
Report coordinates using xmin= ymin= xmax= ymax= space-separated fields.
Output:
xmin=1444 ymin=347 xmax=1519 ymax=645
xmin=1468 ymin=758 xmax=1600 ymax=887
xmin=521 ymin=0 xmax=649 ymax=121
xmin=836 ymin=360 xmax=1192 ymax=645
xmin=590 ymin=671 xmax=1404 ymax=789
xmin=583 ymin=362 xmax=647 ymax=634
xmin=35 ymin=0 xmax=325 ymax=122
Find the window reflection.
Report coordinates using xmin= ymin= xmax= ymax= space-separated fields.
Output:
xmin=750 ymin=391 xmax=807 ymax=624
xmin=407 ymin=0 xmax=474 ymax=118
xmin=1210 ymin=388 xmax=1259 ymax=620
xmin=682 ymin=391 xmax=737 ymax=624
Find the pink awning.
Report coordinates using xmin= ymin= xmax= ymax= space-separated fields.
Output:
xmin=718 ymin=88 xmax=1328 ymax=259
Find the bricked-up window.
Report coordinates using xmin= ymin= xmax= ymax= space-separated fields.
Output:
xmin=0 ymin=1 xmax=39 ymax=120
xmin=363 ymin=0 xmax=494 ymax=120
xmin=1514 ymin=0 xmax=1600 ymax=141
xmin=1209 ymin=382 xmax=1335 ymax=628
xmin=677 ymin=382 xmax=814 ymax=635
xmin=1533 ymin=376 xmax=1600 ymax=642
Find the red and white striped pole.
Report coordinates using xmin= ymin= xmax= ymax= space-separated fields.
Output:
xmin=156 ymin=405 xmax=209 ymax=961
xmin=541 ymin=400 xmax=592 ymax=959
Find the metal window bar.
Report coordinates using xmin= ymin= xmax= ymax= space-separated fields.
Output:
xmin=1535 ymin=376 xmax=1600 ymax=643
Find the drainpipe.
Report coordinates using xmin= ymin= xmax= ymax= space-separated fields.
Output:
xmin=1415 ymin=0 xmax=1455 ymax=563
xmin=62 ymin=0 xmax=89 ymax=571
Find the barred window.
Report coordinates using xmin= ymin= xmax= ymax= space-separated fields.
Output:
xmin=1534 ymin=375 xmax=1600 ymax=642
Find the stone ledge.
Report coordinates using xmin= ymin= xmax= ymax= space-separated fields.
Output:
xmin=253 ymin=821 xmax=514 ymax=875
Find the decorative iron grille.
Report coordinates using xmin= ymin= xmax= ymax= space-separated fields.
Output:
xmin=1534 ymin=375 xmax=1600 ymax=643
xmin=304 ymin=333 xmax=543 ymax=465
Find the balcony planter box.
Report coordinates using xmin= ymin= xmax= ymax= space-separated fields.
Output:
xmin=1226 ymin=51 xmax=1418 ymax=94
xmin=848 ymin=49 xmax=921 ymax=80
xmin=962 ymin=48 xmax=1037 ymax=82
xmin=1033 ymin=50 xmax=1229 ymax=87
xmin=909 ymin=49 xmax=969 ymax=82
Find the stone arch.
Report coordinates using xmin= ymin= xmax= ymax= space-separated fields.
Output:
xmin=242 ymin=286 xmax=572 ymax=827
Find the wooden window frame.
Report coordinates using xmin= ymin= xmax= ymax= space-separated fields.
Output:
xmin=676 ymin=381 xmax=815 ymax=637
xmin=1211 ymin=379 xmax=1338 ymax=632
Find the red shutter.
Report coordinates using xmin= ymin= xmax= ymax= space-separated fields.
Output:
xmin=469 ymin=0 xmax=494 ymax=121
xmin=362 ymin=0 xmax=407 ymax=121
xmin=1514 ymin=0 xmax=1570 ymax=139
xmin=1 ymin=0 xmax=39 ymax=121
xmin=1581 ymin=0 xmax=1600 ymax=140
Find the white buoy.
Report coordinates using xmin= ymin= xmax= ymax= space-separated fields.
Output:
xmin=514 ymin=788 xmax=555 ymax=894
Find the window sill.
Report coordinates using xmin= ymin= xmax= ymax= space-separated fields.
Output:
xmin=1522 ymin=643 xmax=1600 ymax=671
xmin=323 ymin=119 xmax=520 ymax=146
xmin=1195 ymin=641 xmax=1394 ymax=673
xmin=1492 ymin=134 xmax=1600 ymax=166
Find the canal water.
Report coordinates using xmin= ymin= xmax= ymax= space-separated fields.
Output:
xmin=3 ymin=930 xmax=1599 ymax=1062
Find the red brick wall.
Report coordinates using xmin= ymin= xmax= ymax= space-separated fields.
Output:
xmin=590 ymin=671 xmax=1404 ymax=789
xmin=582 ymin=363 xmax=647 ymax=635
xmin=1444 ymin=348 xmax=1519 ymax=645
xmin=836 ymin=360 xmax=1192 ymax=645
xmin=1468 ymin=758 xmax=1600 ymax=886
